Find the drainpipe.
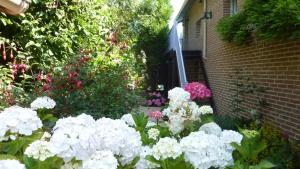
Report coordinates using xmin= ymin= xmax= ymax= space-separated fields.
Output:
xmin=203 ymin=0 xmax=208 ymax=59
xmin=0 ymin=0 xmax=31 ymax=15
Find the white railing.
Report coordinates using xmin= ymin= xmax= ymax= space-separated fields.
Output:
xmin=168 ymin=22 xmax=188 ymax=87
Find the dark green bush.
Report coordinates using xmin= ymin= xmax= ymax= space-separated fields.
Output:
xmin=216 ymin=0 xmax=300 ymax=44
xmin=259 ymin=123 xmax=299 ymax=169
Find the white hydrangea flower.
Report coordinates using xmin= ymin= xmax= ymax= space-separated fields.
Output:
xmin=0 ymin=160 xmax=26 ymax=169
xmin=41 ymin=132 xmax=52 ymax=141
xmin=163 ymin=87 xmax=210 ymax=135
xmin=180 ymin=131 xmax=232 ymax=169
xmin=167 ymin=115 xmax=185 ymax=135
xmin=0 ymin=106 xmax=42 ymax=141
xmin=146 ymin=121 xmax=156 ymax=128
xmin=31 ymin=96 xmax=56 ymax=110
xmin=147 ymin=128 xmax=160 ymax=140
xmin=135 ymin=146 xmax=160 ymax=169
xmin=188 ymin=102 xmax=202 ymax=120
xmin=199 ymin=105 xmax=213 ymax=115
xmin=25 ymin=140 xmax=54 ymax=161
xmin=49 ymin=114 xmax=97 ymax=162
xmin=152 ymin=137 xmax=182 ymax=160
xmin=120 ymin=114 xmax=136 ymax=127
xmin=94 ymin=118 xmax=142 ymax=165
xmin=61 ymin=162 xmax=83 ymax=169
xmin=120 ymin=113 xmax=154 ymax=128
xmin=168 ymin=87 xmax=190 ymax=103
xmin=83 ymin=150 xmax=118 ymax=169
xmin=220 ymin=130 xmax=243 ymax=152
xmin=199 ymin=122 xmax=222 ymax=136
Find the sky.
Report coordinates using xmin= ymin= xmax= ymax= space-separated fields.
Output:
xmin=169 ymin=0 xmax=185 ymax=27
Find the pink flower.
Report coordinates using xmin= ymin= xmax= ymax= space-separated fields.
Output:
xmin=153 ymin=99 xmax=162 ymax=107
xmin=46 ymin=74 xmax=52 ymax=83
xmin=154 ymin=92 xmax=161 ymax=97
xmin=18 ymin=63 xmax=27 ymax=74
xmin=149 ymin=111 xmax=163 ymax=120
xmin=37 ymin=71 xmax=42 ymax=81
xmin=184 ymin=82 xmax=212 ymax=101
xmin=42 ymin=84 xmax=51 ymax=92
xmin=146 ymin=100 xmax=153 ymax=106
xmin=76 ymin=80 xmax=82 ymax=89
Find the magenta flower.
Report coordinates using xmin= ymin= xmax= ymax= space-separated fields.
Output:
xmin=153 ymin=99 xmax=162 ymax=107
xmin=184 ymin=82 xmax=212 ymax=101
xmin=149 ymin=111 xmax=163 ymax=120
xmin=146 ymin=100 xmax=153 ymax=106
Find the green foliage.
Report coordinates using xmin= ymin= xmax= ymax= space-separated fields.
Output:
xmin=0 ymin=131 xmax=43 ymax=160
xmin=258 ymin=123 xmax=299 ymax=169
xmin=216 ymin=0 xmax=300 ymax=44
xmin=146 ymin=154 xmax=194 ymax=169
xmin=1 ymin=0 xmax=172 ymax=117
xmin=231 ymin=129 xmax=276 ymax=169
xmin=229 ymin=69 xmax=268 ymax=123
xmin=213 ymin=114 xmax=251 ymax=131
xmin=24 ymin=156 xmax=64 ymax=169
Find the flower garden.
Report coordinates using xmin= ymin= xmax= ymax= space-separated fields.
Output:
xmin=0 ymin=0 xmax=300 ymax=169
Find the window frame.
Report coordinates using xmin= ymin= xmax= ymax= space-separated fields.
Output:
xmin=230 ymin=0 xmax=238 ymax=15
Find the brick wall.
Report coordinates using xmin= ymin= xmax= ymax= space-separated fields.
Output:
xmin=204 ymin=0 xmax=300 ymax=140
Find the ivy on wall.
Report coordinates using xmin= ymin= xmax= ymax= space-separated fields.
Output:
xmin=216 ymin=0 xmax=300 ymax=45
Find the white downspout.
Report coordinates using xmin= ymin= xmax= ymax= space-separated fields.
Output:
xmin=203 ymin=0 xmax=208 ymax=59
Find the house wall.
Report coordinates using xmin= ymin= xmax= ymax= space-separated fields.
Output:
xmin=200 ymin=0 xmax=300 ymax=140
xmin=182 ymin=0 xmax=203 ymax=50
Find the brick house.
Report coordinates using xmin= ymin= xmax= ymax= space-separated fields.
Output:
xmin=166 ymin=0 xmax=300 ymax=140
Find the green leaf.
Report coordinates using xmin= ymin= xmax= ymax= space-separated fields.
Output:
xmin=256 ymin=160 xmax=276 ymax=169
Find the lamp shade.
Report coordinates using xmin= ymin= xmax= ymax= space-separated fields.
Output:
xmin=0 ymin=0 xmax=31 ymax=15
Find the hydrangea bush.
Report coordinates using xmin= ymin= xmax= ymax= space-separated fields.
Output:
xmin=0 ymin=87 xmax=275 ymax=169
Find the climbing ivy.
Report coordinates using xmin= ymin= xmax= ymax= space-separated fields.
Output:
xmin=217 ymin=0 xmax=300 ymax=45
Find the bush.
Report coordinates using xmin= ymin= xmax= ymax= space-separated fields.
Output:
xmin=216 ymin=0 xmax=300 ymax=44
xmin=259 ymin=123 xmax=299 ymax=169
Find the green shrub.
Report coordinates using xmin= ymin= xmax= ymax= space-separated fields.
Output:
xmin=216 ymin=0 xmax=300 ymax=44
xmin=231 ymin=129 xmax=276 ymax=169
xmin=259 ymin=123 xmax=299 ymax=169
xmin=36 ymin=50 xmax=142 ymax=119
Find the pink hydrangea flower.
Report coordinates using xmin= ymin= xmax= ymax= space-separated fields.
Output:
xmin=153 ymin=99 xmax=162 ymax=107
xmin=149 ymin=111 xmax=163 ymax=120
xmin=146 ymin=100 xmax=153 ymax=106
xmin=184 ymin=82 xmax=212 ymax=101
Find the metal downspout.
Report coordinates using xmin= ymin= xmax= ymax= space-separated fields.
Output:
xmin=203 ymin=0 xmax=207 ymax=59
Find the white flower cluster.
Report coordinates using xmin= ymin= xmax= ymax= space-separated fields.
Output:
xmin=121 ymin=113 xmax=136 ymax=127
xmin=31 ymin=96 xmax=56 ymax=110
xmin=94 ymin=118 xmax=142 ymax=165
xmin=168 ymin=87 xmax=190 ymax=104
xmin=121 ymin=113 xmax=156 ymax=128
xmin=135 ymin=146 xmax=160 ymax=169
xmin=199 ymin=122 xmax=222 ymax=136
xmin=61 ymin=162 xmax=83 ymax=169
xmin=199 ymin=105 xmax=214 ymax=115
xmin=24 ymin=140 xmax=54 ymax=161
xmin=180 ymin=123 xmax=243 ymax=169
xmin=83 ymin=151 xmax=118 ymax=169
xmin=152 ymin=137 xmax=182 ymax=160
xmin=147 ymin=128 xmax=160 ymax=140
xmin=0 ymin=106 xmax=42 ymax=142
xmin=0 ymin=160 xmax=25 ymax=169
xmin=49 ymin=114 xmax=97 ymax=161
xmin=163 ymin=87 xmax=213 ymax=134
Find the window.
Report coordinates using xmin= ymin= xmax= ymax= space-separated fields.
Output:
xmin=230 ymin=0 xmax=237 ymax=15
xmin=196 ymin=20 xmax=201 ymax=38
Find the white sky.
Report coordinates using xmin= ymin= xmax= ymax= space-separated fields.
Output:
xmin=169 ymin=0 xmax=185 ymax=27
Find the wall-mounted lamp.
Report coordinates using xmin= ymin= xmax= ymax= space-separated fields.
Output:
xmin=0 ymin=0 xmax=31 ymax=15
xmin=204 ymin=11 xmax=213 ymax=19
